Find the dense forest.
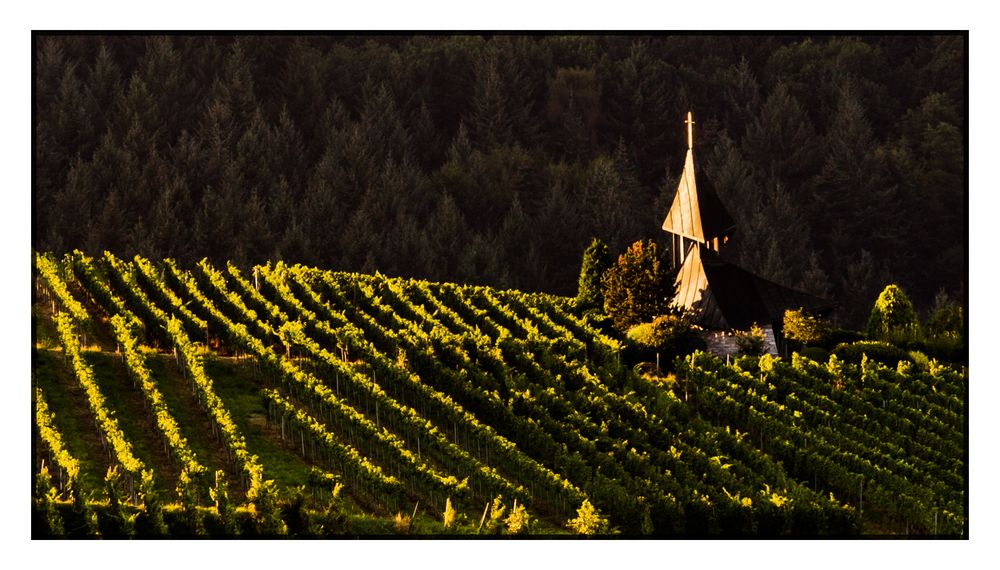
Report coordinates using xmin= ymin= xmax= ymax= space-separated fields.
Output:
xmin=33 ymin=34 xmax=966 ymax=328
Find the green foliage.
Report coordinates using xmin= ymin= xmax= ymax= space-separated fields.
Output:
xmin=627 ymin=322 xmax=657 ymax=347
xmin=783 ymin=308 xmax=830 ymax=346
xmin=34 ymin=464 xmax=65 ymax=537
xmin=278 ymin=319 xmax=308 ymax=357
xmin=247 ymin=479 xmax=287 ymax=536
xmin=109 ymin=313 xmax=205 ymax=477
xmin=281 ymin=486 xmax=312 ymax=537
xmin=908 ymin=350 xmax=931 ymax=372
xmin=833 ymin=340 xmax=910 ymax=368
xmin=927 ymin=289 xmax=964 ymax=341
xmin=626 ymin=314 xmax=704 ymax=367
xmin=443 ymin=497 xmax=457 ymax=530
xmin=576 ymin=237 xmax=611 ymax=312
xmin=928 ymin=305 xmax=963 ymax=338
xmin=55 ymin=312 xmax=144 ymax=476
xmin=104 ymin=466 xmax=137 ymax=538
xmin=34 ymin=386 xmax=80 ymax=490
xmin=176 ymin=468 xmax=206 ymax=537
xmin=567 ymin=499 xmax=611 ymax=534
xmin=315 ymin=482 xmax=348 ymax=536
xmin=32 ymin=36 xmax=965 ymax=317
xmin=210 ymin=470 xmax=239 ymax=536
xmin=799 ymin=346 xmax=831 ymax=363
xmin=474 ymin=495 xmax=532 ymax=535
xmin=504 ymin=499 xmax=532 ymax=534
xmin=480 ymin=495 xmax=507 ymax=535
xmin=69 ymin=487 xmax=100 ymax=538
xmin=33 ymin=253 xmax=966 ymax=536
xmin=602 ymin=240 xmax=672 ymax=332
xmin=735 ymin=325 xmax=766 ymax=356
xmin=867 ymin=284 xmax=919 ymax=340
xmin=138 ymin=470 xmax=168 ymax=537
xmin=680 ymin=350 xmax=965 ymax=535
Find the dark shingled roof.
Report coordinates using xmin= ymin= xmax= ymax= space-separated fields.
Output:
xmin=661 ymin=149 xmax=737 ymax=243
xmin=673 ymin=244 xmax=836 ymax=330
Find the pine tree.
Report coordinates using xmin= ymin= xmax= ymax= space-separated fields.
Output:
xmin=742 ymin=82 xmax=821 ymax=192
xmin=718 ymin=56 xmax=760 ymax=137
xmin=86 ymin=42 xmax=122 ymax=131
xmin=546 ymin=67 xmax=601 ymax=160
xmin=426 ymin=193 xmax=470 ymax=280
xmin=838 ymin=249 xmax=885 ymax=329
xmin=815 ymin=83 xmax=901 ymax=268
xmin=582 ymin=155 xmax=633 ymax=254
xmin=798 ymin=252 xmax=833 ymax=299
xmin=576 ymin=237 xmax=611 ymax=312
xmin=601 ymin=40 xmax=671 ymax=185
xmin=469 ymin=47 xmax=514 ymax=150
xmin=499 ymin=194 xmax=531 ymax=289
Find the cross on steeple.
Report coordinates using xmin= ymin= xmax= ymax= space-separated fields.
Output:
xmin=685 ymin=111 xmax=695 ymax=149
xmin=662 ymin=111 xmax=736 ymax=267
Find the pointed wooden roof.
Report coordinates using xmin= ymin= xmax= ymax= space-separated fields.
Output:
xmin=661 ymin=148 xmax=737 ymax=243
xmin=672 ymin=244 xmax=836 ymax=330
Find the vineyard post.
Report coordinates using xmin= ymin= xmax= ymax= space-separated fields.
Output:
xmin=478 ymin=501 xmax=490 ymax=533
xmin=409 ymin=501 xmax=419 ymax=533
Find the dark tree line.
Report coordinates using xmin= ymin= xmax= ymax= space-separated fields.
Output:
xmin=33 ymin=34 xmax=965 ymax=328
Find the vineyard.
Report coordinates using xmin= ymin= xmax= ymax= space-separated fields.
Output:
xmin=31 ymin=251 xmax=967 ymax=537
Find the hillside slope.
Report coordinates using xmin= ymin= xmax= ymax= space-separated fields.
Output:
xmin=31 ymin=252 xmax=966 ymax=537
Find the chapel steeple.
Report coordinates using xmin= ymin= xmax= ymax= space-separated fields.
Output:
xmin=661 ymin=111 xmax=736 ymax=268
xmin=659 ymin=111 xmax=836 ymax=358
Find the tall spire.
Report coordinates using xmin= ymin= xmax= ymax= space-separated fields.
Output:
xmin=684 ymin=111 xmax=695 ymax=150
xmin=662 ymin=110 xmax=736 ymax=267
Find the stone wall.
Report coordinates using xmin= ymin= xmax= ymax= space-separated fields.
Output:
xmin=701 ymin=325 xmax=779 ymax=358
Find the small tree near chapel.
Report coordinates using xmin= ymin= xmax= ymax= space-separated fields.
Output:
xmin=602 ymin=240 xmax=672 ymax=332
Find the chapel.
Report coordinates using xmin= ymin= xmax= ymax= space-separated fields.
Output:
xmin=661 ymin=112 xmax=835 ymax=355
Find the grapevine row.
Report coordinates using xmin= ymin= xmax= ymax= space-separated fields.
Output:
xmin=258 ymin=263 xmax=528 ymax=505
xmin=108 ymin=313 xmax=206 ymax=477
xmin=35 ymin=252 xmax=90 ymax=324
xmin=161 ymin=259 xmax=467 ymax=508
xmin=33 ymin=385 xmax=82 ymax=492
xmin=54 ymin=313 xmax=145 ymax=477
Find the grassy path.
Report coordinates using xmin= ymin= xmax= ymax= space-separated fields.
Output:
xmin=203 ymin=356 xmax=369 ymax=512
xmin=83 ymin=351 xmax=179 ymax=492
xmin=145 ymin=353 xmax=244 ymax=498
xmin=32 ymin=349 xmax=113 ymax=495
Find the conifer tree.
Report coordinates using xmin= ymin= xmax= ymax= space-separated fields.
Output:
xmin=867 ymin=284 xmax=919 ymax=340
xmin=576 ymin=237 xmax=611 ymax=312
